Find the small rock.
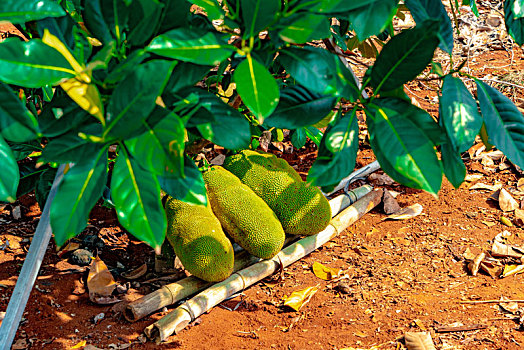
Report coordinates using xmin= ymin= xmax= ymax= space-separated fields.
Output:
xmin=12 ymin=206 xmax=21 ymax=220
xmin=69 ymin=249 xmax=94 ymax=266
xmin=93 ymin=312 xmax=105 ymax=324
xmin=335 ymin=280 xmax=352 ymax=294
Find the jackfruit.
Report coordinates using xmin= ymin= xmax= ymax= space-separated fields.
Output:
xmin=164 ymin=196 xmax=234 ymax=282
xmin=203 ymin=166 xmax=285 ymax=259
xmin=223 ymin=150 xmax=331 ymax=236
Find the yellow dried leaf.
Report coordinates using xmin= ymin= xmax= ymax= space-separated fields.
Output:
xmin=312 ymin=262 xmax=340 ymax=281
xmin=482 ymin=221 xmax=496 ymax=227
xmin=71 ymin=340 xmax=87 ymax=349
xmin=500 ymin=216 xmax=513 ymax=227
xmin=518 ymin=178 xmax=524 ymax=192
xmin=283 ymin=285 xmax=318 ymax=312
xmin=354 ymin=331 xmax=368 ymax=338
xmin=87 ymin=256 xmax=118 ymax=304
xmin=384 ymin=204 xmax=423 ymax=220
xmin=502 ymin=264 xmax=524 ymax=278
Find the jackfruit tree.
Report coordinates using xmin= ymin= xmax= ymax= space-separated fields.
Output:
xmin=0 ymin=0 xmax=523 ymax=250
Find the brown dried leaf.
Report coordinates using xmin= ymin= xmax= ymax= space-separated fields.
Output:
xmin=468 ymin=252 xmax=486 ymax=276
xmin=384 ymin=204 xmax=423 ymax=221
xmin=482 ymin=221 xmax=496 ymax=227
xmin=382 ymin=190 xmax=401 ymax=214
xmin=57 ymin=241 xmax=81 ymax=258
xmin=87 ymin=256 xmax=119 ymax=305
xmin=499 ymin=188 xmax=519 ymax=212
xmin=312 ymin=262 xmax=340 ymax=281
xmin=469 ymin=182 xmax=502 ymax=191
xmin=282 ymin=285 xmax=318 ymax=312
xmin=121 ymin=263 xmax=148 ymax=280
xmin=491 ymin=241 xmax=524 ymax=258
xmin=463 ymin=247 xmax=476 ymax=261
xmin=517 ymin=178 xmax=524 ymax=192
xmin=501 ymin=264 xmax=524 ymax=278
xmin=404 ymin=331 xmax=437 ymax=350
xmin=479 ymin=261 xmax=503 ymax=279
xmin=515 ymin=209 xmax=524 ymax=226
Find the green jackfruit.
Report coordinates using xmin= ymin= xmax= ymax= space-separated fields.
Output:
xmin=203 ymin=166 xmax=285 ymax=259
xmin=165 ymin=197 xmax=234 ymax=282
xmin=223 ymin=150 xmax=331 ymax=236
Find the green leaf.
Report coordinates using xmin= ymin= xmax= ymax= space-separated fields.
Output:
xmin=104 ymin=50 xmax=149 ymax=86
xmin=463 ymin=0 xmax=479 ymax=17
xmin=504 ymin=0 xmax=524 ymax=45
xmin=158 ymin=155 xmax=207 ymax=206
xmin=51 ymin=149 xmax=108 ymax=246
xmin=187 ymin=0 xmax=224 ymax=20
xmin=0 ymin=81 xmax=38 ymax=142
xmin=127 ymin=0 xmax=164 ymax=46
xmin=163 ymin=61 xmax=212 ymax=96
xmin=0 ymin=135 xmax=20 ymax=202
xmin=0 ymin=38 xmax=75 ymax=87
xmin=40 ymin=131 xmax=104 ymax=164
xmin=277 ymin=12 xmax=331 ymax=44
xmin=105 ymin=60 xmax=175 ymax=139
xmin=347 ymin=0 xmax=398 ymax=40
xmin=39 ymin=96 xmax=91 ymax=138
xmin=440 ymin=75 xmax=482 ymax=152
xmin=309 ymin=0 xmax=379 ymax=14
xmin=369 ymin=20 xmax=440 ymax=92
xmin=17 ymin=163 xmax=47 ymax=198
xmin=111 ymin=148 xmax=167 ymax=251
xmin=156 ymin=0 xmax=191 ymax=33
xmin=308 ymin=110 xmax=359 ymax=189
xmin=265 ymin=85 xmax=337 ymax=129
xmin=35 ymin=167 xmax=58 ymax=209
xmin=291 ymin=128 xmax=307 ymax=149
xmin=476 ymin=80 xmax=524 ymax=168
xmin=147 ymin=28 xmax=234 ymax=66
xmin=8 ymin=139 xmax=42 ymax=161
xmin=186 ymin=89 xmax=251 ymax=149
xmin=83 ymin=0 xmax=129 ymax=45
xmin=305 ymin=126 xmax=323 ymax=146
xmin=280 ymin=46 xmax=359 ymax=100
xmin=366 ymin=99 xmax=442 ymax=195
xmin=405 ymin=0 xmax=454 ymax=54
xmin=125 ymin=110 xmax=185 ymax=176
xmin=0 ymin=0 xmax=66 ymax=24
xmin=241 ymin=0 xmax=279 ymax=38
xmin=441 ymin=140 xmax=466 ymax=189
xmin=234 ymin=55 xmax=279 ymax=123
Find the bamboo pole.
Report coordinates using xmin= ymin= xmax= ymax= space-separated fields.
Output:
xmin=144 ymin=189 xmax=383 ymax=343
xmin=125 ymin=185 xmax=373 ymax=322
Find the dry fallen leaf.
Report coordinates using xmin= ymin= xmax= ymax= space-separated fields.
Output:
xmin=283 ymin=285 xmax=319 ymax=312
xmin=463 ymin=247 xmax=476 ymax=261
xmin=469 ymin=182 xmax=503 ymax=191
xmin=482 ymin=221 xmax=496 ymax=227
xmin=515 ymin=209 xmax=524 ymax=226
xmin=384 ymin=204 xmax=423 ymax=220
xmin=404 ymin=331 xmax=437 ymax=350
xmin=71 ymin=340 xmax=87 ymax=349
xmin=498 ymin=188 xmax=519 ymax=212
xmin=464 ymin=174 xmax=484 ymax=182
xmin=501 ymin=264 xmax=524 ymax=278
xmin=57 ymin=241 xmax=81 ymax=258
xmin=492 ymin=240 xmax=524 ymax=259
xmin=517 ymin=178 xmax=524 ymax=192
xmin=121 ymin=263 xmax=148 ymax=280
xmin=468 ymin=252 xmax=486 ymax=276
xmin=500 ymin=216 xmax=513 ymax=227
xmin=87 ymin=256 xmax=119 ymax=305
xmin=312 ymin=262 xmax=340 ymax=281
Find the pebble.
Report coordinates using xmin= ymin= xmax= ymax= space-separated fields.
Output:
xmin=69 ymin=249 xmax=94 ymax=266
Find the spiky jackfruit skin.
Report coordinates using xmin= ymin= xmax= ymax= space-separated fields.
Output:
xmin=223 ymin=150 xmax=331 ymax=236
xmin=203 ymin=166 xmax=285 ymax=259
xmin=165 ymin=197 xmax=234 ymax=282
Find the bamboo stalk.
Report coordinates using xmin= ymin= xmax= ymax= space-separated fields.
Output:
xmin=144 ymin=189 xmax=383 ymax=343
xmin=125 ymin=185 xmax=373 ymax=322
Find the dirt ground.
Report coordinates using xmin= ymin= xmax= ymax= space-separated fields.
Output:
xmin=1 ymin=2 xmax=524 ymax=349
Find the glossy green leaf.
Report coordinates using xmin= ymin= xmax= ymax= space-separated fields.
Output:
xmin=234 ymin=56 xmax=279 ymax=123
xmin=278 ymin=13 xmax=331 ymax=44
xmin=187 ymin=89 xmax=251 ymax=149
xmin=441 ymin=141 xmax=466 ymax=189
xmin=463 ymin=0 xmax=479 ymax=16
xmin=105 ymin=60 xmax=175 ymax=139
xmin=505 ymin=0 xmax=524 ymax=45
xmin=8 ymin=139 xmax=42 ymax=161
xmin=0 ymin=82 xmax=38 ymax=142
xmin=17 ymin=163 xmax=47 ymax=198
xmin=265 ymin=85 xmax=337 ymax=129
xmin=280 ymin=46 xmax=359 ymax=100
xmin=308 ymin=110 xmax=359 ymax=189
xmin=366 ymin=99 xmax=442 ymax=195
xmin=0 ymin=0 xmax=66 ymax=24
xmin=241 ymin=0 xmax=279 ymax=38
xmin=347 ymin=0 xmax=398 ymax=40
xmin=111 ymin=148 xmax=166 ymax=251
xmin=51 ymin=148 xmax=108 ymax=247
xmin=39 ymin=96 xmax=91 ymax=138
xmin=83 ymin=0 xmax=129 ymax=45
xmin=476 ymin=80 xmax=524 ymax=168
xmin=157 ymin=0 xmax=191 ymax=33
xmin=127 ymin=0 xmax=164 ymax=46
xmin=440 ymin=75 xmax=482 ymax=152
xmin=35 ymin=167 xmax=58 ymax=210
xmin=0 ymin=135 xmax=20 ymax=202
xmin=40 ymin=132 xmax=104 ymax=164
xmin=187 ymin=0 xmax=224 ymax=20
xmin=158 ymin=155 xmax=207 ymax=206
xmin=125 ymin=110 xmax=185 ymax=176
xmin=0 ymin=38 xmax=75 ymax=87
xmin=369 ymin=20 xmax=440 ymax=92
xmin=305 ymin=126 xmax=323 ymax=147
xmin=309 ymin=0 xmax=378 ymax=14
xmin=291 ymin=128 xmax=307 ymax=149
xmin=104 ymin=50 xmax=149 ymax=86
xmin=405 ymin=0 xmax=454 ymax=54
xmin=147 ymin=28 xmax=234 ymax=66
xmin=163 ymin=62 xmax=212 ymax=97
